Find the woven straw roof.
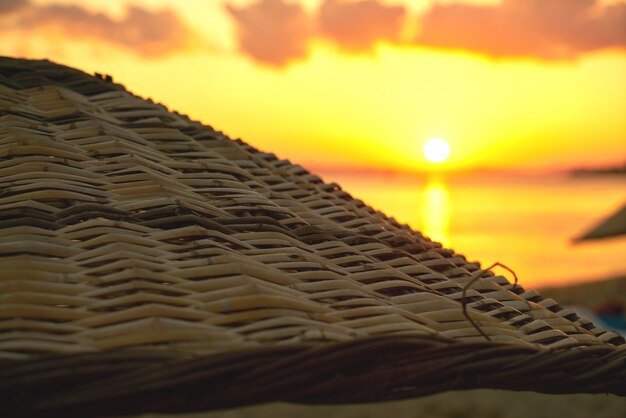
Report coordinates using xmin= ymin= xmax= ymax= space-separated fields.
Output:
xmin=0 ymin=57 xmax=624 ymax=417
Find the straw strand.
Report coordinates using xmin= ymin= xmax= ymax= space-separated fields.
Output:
xmin=462 ymin=262 xmax=520 ymax=342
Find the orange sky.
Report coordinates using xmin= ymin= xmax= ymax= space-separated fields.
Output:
xmin=1 ymin=0 xmax=624 ymax=173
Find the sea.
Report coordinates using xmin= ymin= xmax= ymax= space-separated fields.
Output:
xmin=318 ymin=170 xmax=626 ymax=289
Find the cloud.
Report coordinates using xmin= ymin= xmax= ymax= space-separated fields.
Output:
xmin=0 ymin=0 xmax=198 ymax=57
xmin=0 ymin=0 xmax=26 ymax=13
xmin=416 ymin=0 xmax=626 ymax=59
xmin=226 ymin=0 xmax=406 ymax=66
xmin=579 ymin=2 xmax=626 ymax=51
xmin=227 ymin=0 xmax=312 ymax=66
xmin=226 ymin=0 xmax=625 ymax=66
xmin=318 ymin=0 xmax=406 ymax=52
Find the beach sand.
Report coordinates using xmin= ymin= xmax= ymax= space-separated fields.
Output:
xmin=138 ymin=390 xmax=625 ymax=418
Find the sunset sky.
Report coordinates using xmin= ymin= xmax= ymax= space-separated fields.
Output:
xmin=1 ymin=0 xmax=625 ymax=173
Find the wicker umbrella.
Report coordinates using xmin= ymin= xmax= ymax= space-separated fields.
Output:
xmin=575 ymin=203 xmax=626 ymax=242
xmin=0 ymin=57 xmax=624 ymax=418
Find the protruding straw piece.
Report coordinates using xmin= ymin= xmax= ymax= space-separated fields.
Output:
xmin=462 ymin=262 xmax=519 ymax=342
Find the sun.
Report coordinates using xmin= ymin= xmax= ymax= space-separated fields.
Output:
xmin=423 ymin=138 xmax=450 ymax=163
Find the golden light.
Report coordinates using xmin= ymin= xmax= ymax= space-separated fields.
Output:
xmin=421 ymin=176 xmax=450 ymax=246
xmin=423 ymin=138 xmax=450 ymax=163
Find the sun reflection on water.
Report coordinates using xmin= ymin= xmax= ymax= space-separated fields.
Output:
xmin=421 ymin=176 xmax=450 ymax=247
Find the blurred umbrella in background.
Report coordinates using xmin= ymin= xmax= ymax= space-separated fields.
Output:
xmin=575 ymin=202 xmax=626 ymax=242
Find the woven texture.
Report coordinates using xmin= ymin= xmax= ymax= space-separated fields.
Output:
xmin=0 ymin=57 xmax=624 ymax=417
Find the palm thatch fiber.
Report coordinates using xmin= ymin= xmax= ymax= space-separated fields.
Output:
xmin=0 ymin=57 xmax=624 ymax=418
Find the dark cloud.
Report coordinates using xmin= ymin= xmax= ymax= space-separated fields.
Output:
xmin=0 ymin=0 xmax=197 ymax=57
xmin=227 ymin=0 xmax=312 ymax=66
xmin=416 ymin=0 xmax=626 ymax=59
xmin=226 ymin=0 xmax=406 ymax=66
xmin=318 ymin=0 xmax=406 ymax=52
xmin=579 ymin=2 xmax=626 ymax=51
xmin=0 ymin=0 xmax=27 ymax=13
xmin=227 ymin=0 xmax=625 ymax=66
